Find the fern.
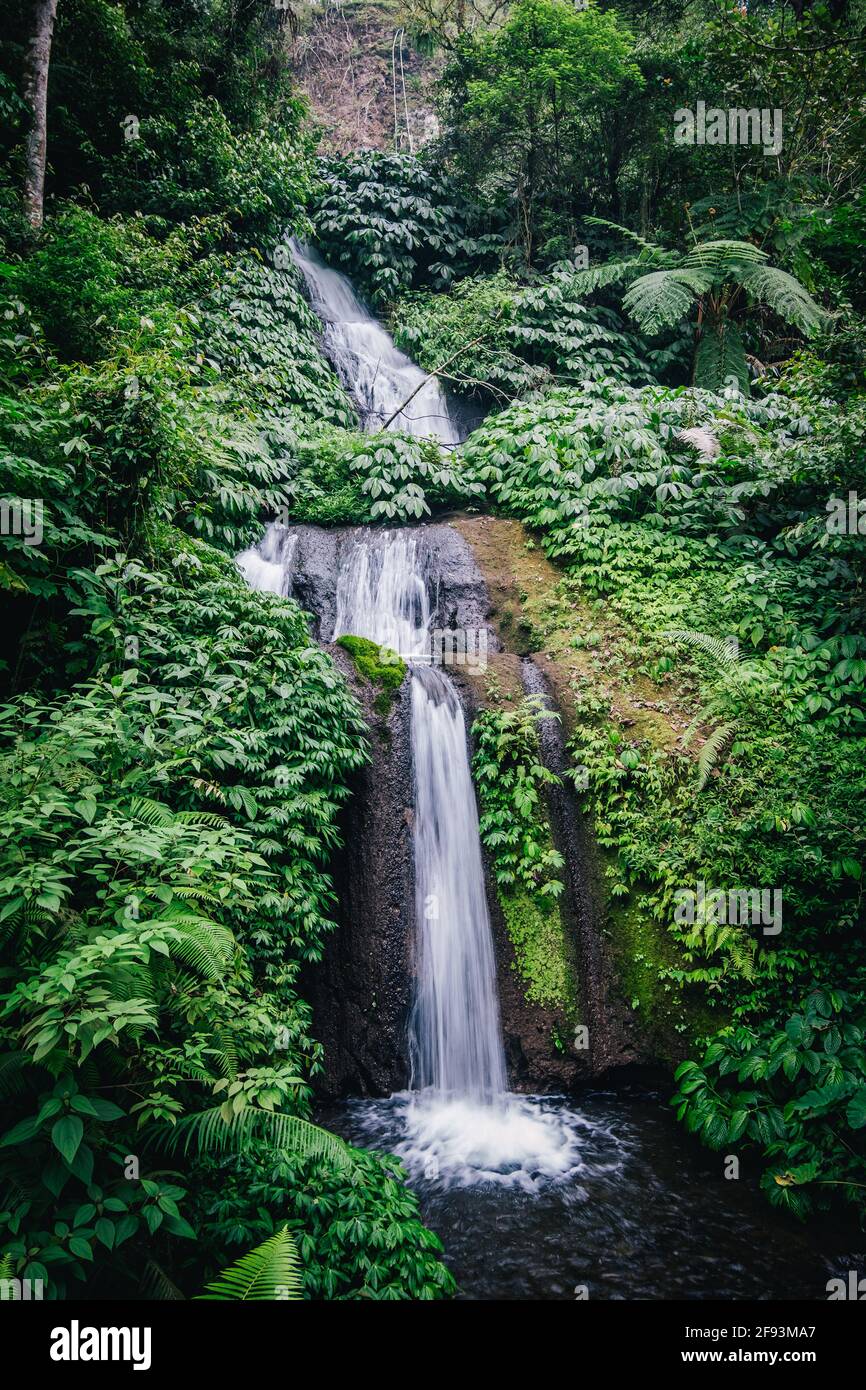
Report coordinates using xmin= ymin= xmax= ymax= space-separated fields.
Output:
xmin=696 ymin=721 xmax=738 ymax=790
xmin=683 ymin=240 xmax=767 ymax=273
xmin=739 ymin=265 xmax=828 ymax=337
xmin=623 ymin=269 xmax=714 ymax=334
xmin=196 ymin=1225 xmax=302 ymax=1301
xmin=694 ymin=321 xmax=748 ymax=391
xmin=142 ymin=1259 xmax=186 ymax=1301
xmin=663 ymin=629 xmax=743 ymax=675
xmin=159 ymin=1106 xmax=355 ymax=1170
xmin=130 ymin=797 xmax=176 ymax=828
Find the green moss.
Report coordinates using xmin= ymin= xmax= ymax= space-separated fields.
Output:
xmin=501 ymin=889 xmax=577 ymax=1015
xmin=605 ymin=888 xmax=723 ymax=1061
xmin=336 ymin=634 xmax=407 ymax=713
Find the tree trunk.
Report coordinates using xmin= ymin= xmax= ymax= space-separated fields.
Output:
xmin=22 ymin=0 xmax=59 ymax=231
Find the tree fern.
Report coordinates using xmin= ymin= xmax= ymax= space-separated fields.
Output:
xmin=196 ymin=1225 xmax=302 ymax=1301
xmin=623 ymin=270 xmax=714 ymax=335
xmin=738 ymin=265 xmax=828 ymax=337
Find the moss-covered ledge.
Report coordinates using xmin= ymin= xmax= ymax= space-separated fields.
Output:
xmin=335 ymin=635 xmax=407 ymax=714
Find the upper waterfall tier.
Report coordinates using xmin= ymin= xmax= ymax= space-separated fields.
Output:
xmin=290 ymin=239 xmax=462 ymax=445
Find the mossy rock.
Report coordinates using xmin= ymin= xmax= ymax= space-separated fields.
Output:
xmin=501 ymin=888 xmax=578 ymax=1016
xmin=336 ymin=634 xmax=407 ymax=714
xmin=606 ymin=892 xmax=723 ymax=1061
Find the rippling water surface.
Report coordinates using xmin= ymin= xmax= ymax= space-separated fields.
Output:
xmin=322 ymin=1087 xmax=859 ymax=1301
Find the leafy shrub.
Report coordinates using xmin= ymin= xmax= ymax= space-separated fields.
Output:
xmin=460 ymin=378 xmax=832 ymax=544
xmin=0 ymin=539 xmax=372 ymax=1295
xmin=192 ymin=1145 xmax=456 ymax=1300
xmin=312 ymin=150 xmax=499 ymax=304
xmin=107 ymin=99 xmax=316 ymax=246
xmin=673 ymin=989 xmax=866 ymax=1222
xmin=473 ymin=698 xmax=564 ymax=898
xmin=4 ymin=207 xmax=193 ymax=363
xmin=392 ymin=267 xmax=653 ymax=403
xmin=281 ymin=423 xmax=484 ymax=525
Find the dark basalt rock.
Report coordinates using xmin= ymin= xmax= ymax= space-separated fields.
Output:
xmin=284 ymin=525 xmax=341 ymax=641
xmin=301 ymin=645 xmax=415 ymax=1097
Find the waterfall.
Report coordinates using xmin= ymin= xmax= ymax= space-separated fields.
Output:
xmin=333 ymin=530 xmax=431 ymax=658
xmin=290 ymin=240 xmax=461 ymax=445
xmin=409 ymin=665 xmax=508 ymax=1099
xmin=236 ymin=524 xmax=297 ymax=596
xmin=334 ymin=531 xmax=507 ymax=1103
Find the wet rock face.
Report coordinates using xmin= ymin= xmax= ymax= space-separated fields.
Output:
xmin=303 ymin=648 xmax=415 ymax=1097
xmin=286 ymin=522 xmax=497 ymax=646
xmin=285 ymin=525 xmax=341 ymax=640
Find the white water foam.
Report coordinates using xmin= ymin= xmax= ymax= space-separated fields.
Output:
xmin=236 ymin=523 xmax=296 ymax=595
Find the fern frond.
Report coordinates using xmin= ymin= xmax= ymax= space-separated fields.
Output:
xmin=663 ymin=628 xmax=741 ymax=673
xmin=158 ymin=1107 xmax=355 ymax=1170
xmin=584 ymin=216 xmax=666 ymax=256
xmin=130 ymin=797 xmax=176 ymax=828
xmin=570 ymin=258 xmax=646 ymax=295
xmin=683 ymin=239 xmax=767 ymax=273
xmin=697 ymin=721 xmax=738 ymax=790
xmin=623 ymin=269 xmax=713 ymax=334
xmin=173 ymin=811 xmax=231 ymax=829
xmin=738 ymin=265 xmax=828 ymax=337
xmin=142 ymin=1259 xmax=186 ymax=1301
xmin=196 ymin=1225 xmax=302 ymax=1301
xmin=0 ymin=1051 xmax=30 ymax=1099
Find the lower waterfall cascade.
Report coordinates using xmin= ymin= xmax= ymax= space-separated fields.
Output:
xmin=329 ymin=528 xmax=581 ymax=1185
xmin=243 ymin=518 xmax=582 ymax=1186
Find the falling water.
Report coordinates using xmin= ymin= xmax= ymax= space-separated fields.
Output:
xmin=236 ymin=525 xmax=297 ymax=596
xmin=333 ymin=533 xmax=507 ymax=1103
xmin=290 ymin=240 xmax=461 ymax=445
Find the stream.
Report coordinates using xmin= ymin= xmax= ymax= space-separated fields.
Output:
xmin=239 ymin=244 xmax=859 ymax=1301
